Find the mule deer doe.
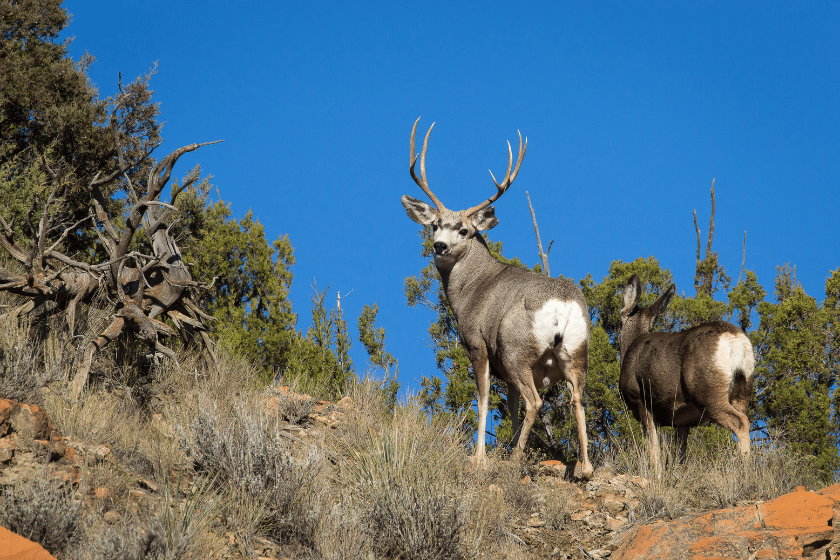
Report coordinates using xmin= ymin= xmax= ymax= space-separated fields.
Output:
xmin=401 ymin=118 xmax=593 ymax=478
xmin=618 ymin=274 xmax=755 ymax=476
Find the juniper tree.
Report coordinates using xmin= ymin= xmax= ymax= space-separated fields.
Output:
xmin=752 ymin=265 xmax=840 ymax=479
xmin=0 ymin=0 xmax=162 ymax=255
xmin=358 ymin=303 xmax=400 ymax=409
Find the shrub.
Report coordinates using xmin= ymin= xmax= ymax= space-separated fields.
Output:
xmin=0 ymin=473 xmax=83 ymax=554
xmin=184 ymin=398 xmax=324 ymax=548
xmin=331 ymin=387 xmax=468 ymax=560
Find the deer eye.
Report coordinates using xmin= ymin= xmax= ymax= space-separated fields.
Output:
xmin=459 ymin=228 xmax=468 ymax=236
xmin=431 ymin=224 xmax=438 ymax=232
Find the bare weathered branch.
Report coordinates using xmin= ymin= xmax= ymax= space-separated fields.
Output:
xmin=693 ymin=209 xmax=701 ymax=262
xmin=706 ymin=178 xmax=715 ymax=258
xmin=169 ymin=166 xmax=201 ymax=206
xmin=113 ymin=141 xmax=222 ymax=275
xmin=526 ymin=191 xmax=551 ymax=277
xmin=0 ymin=113 xmax=222 ymax=399
xmin=45 ymin=215 xmax=94 ymax=255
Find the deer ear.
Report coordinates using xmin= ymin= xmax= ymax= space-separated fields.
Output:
xmin=652 ymin=284 xmax=676 ymax=317
xmin=620 ymin=274 xmax=642 ymax=317
xmin=401 ymin=195 xmax=437 ymax=225
xmin=471 ymin=206 xmax=499 ymax=231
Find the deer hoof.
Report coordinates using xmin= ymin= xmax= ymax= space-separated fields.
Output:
xmin=467 ymin=454 xmax=489 ymax=471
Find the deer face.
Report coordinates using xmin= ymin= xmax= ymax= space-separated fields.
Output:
xmin=401 ymin=199 xmax=498 ymax=267
xmin=618 ymin=275 xmax=675 ymax=360
xmin=402 ymin=117 xmax=526 ymax=268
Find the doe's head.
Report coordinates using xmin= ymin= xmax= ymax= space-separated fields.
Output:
xmin=401 ymin=117 xmax=526 ymax=267
xmin=618 ymin=274 xmax=676 ymax=359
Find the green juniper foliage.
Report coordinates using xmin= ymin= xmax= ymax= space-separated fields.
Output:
xmin=0 ymin=0 xmax=162 ymax=256
xmin=358 ymin=303 xmax=400 ymax=408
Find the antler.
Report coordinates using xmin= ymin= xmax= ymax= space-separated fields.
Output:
xmin=465 ymin=131 xmax=527 ymax=217
xmin=409 ymin=117 xmax=445 ymax=211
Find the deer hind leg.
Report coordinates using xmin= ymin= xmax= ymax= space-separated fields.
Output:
xmin=707 ymin=402 xmax=751 ymax=455
xmin=728 ymin=369 xmax=754 ymax=455
xmin=557 ymin=342 xmax=594 ymax=479
xmin=675 ymin=426 xmax=690 ymax=464
xmin=69 ymin=316 xmax=126 ymax=399
xmin=509 ymin=373 xmax=542 ymax=460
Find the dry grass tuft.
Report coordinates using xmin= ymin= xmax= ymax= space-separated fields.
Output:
xmin=0 ymin=312 xmax=70 ymax=404
xmin=323 ymin=383 xmax=469 ymax=560
xmin=606 ymin=430 xmax=823 ymax=522
xmin=69 ymin=475 xmax=221 ymax=560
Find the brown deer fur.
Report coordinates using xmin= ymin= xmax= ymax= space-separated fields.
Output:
xmin=618 ymin=274 xmax=755 ymax=475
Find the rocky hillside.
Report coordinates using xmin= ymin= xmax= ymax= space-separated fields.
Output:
xmin=1 ymin=387 xmax=836 ymax=560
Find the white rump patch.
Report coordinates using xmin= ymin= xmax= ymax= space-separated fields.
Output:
xmin=715 ymin=332 xmax=756 ymax=385
xmin=532 ymin=299 xmax=588 ymax=358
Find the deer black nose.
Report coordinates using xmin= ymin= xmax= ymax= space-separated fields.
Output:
xmin=433 ymin=242 xmax=448 ymax=254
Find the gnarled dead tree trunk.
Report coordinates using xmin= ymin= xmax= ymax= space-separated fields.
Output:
xmin=0 ymin=101 xmax=222 ymax=398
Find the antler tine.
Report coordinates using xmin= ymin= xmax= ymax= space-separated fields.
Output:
xmin=409 ymin=117 xmax=445 ymax=210
xmin=465 ymin=130 xmax=527 ymax=217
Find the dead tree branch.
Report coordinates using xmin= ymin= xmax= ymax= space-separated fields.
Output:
xmin=526 ymin=191 xmax=552 ymax=277
xmin=0 ymin=108 xmax=223 ymax=398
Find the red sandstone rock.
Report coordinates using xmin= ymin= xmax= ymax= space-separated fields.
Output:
xmin=0 ymin=399 xmax=12 ymax=437
xmin=0 ymin=526 xmax=56 ymax=560
xmin=94 ymin=486 xmax=115 ymax=501
xmin=539 ymin=459 xmax=586 ymax=478
xmin=0 ymin=436 xmax=14 ymax=463
xmin=613 ymin=484 xmax=840 ymax=559
xmin=0 ymin=399 xmax=65 ymax=460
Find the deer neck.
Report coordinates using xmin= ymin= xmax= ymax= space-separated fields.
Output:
xmin=436 ymin=235 xmax=504 ymax=315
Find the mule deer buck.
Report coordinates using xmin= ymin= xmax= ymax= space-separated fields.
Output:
xmin=401 ymin=118 xmax=593 ymax=478
xmin=618 ymin=274 xmax=755 ymax=476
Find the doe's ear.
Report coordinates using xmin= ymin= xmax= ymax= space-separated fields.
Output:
xmin=401 ymin=195 xmax=437 ymax=225
xmin=620 ymin=274 xmax=642 ymax=317
xmin=471 ymin=205 xmax=499 ymax=231
xmin=652 ymin=284 xmax=676 ymax=319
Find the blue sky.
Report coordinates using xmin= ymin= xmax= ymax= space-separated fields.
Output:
xmin=63 ymin=2 xmax=839 ymax=393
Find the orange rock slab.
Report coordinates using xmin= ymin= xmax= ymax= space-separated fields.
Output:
xmin=613 ymin=484 xmax=840 ymax=560
xmin=0 ymin=526 xmax=56 ymax=560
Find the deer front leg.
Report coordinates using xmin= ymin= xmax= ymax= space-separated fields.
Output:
xmin=472 ymin=356 xmax=491 ymax=465
xmin=507 ymin=384 xmax=521 ymax=447
xmin=69 ymin=317 xmax=125 ymax=399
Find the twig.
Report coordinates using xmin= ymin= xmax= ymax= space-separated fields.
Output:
xmin=706 ymin=178 xmax=715 ymax=257
xmin=526 ymin=191 xmax=552 ymax=277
